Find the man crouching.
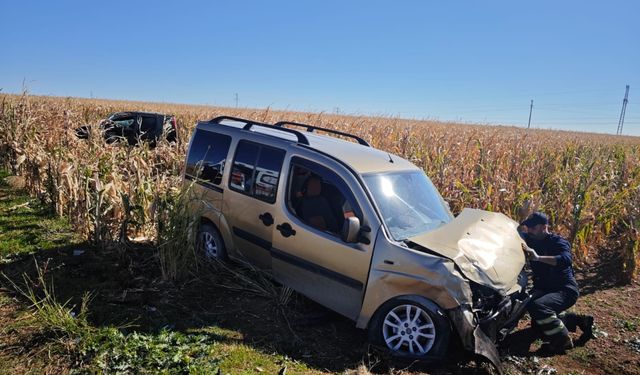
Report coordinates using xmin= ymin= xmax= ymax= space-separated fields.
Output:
xmin=519 ymin=212 xmax=594 ymax=354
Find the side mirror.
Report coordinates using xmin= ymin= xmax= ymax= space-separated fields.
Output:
xmin=341 ymin=216 xmax=361 ymax=243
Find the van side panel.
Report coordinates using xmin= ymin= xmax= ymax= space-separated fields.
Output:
xmin=356 ymin=228 xmax=472 ymax=329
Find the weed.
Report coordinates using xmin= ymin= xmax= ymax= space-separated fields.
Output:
xmin=617 ymin=317 xmax=639 ymax=332
xmin=3 ymin=259 xmax=221 ymax=373
xmin=155 ymin=181 xmax=202 ymax=282
xmin=79 ymin=328 xmax=220 ymax=374
xmin=568 ymin=346 xmax=594 ymax=363
xmin=3 ymin=259 xmax=91 ymax=339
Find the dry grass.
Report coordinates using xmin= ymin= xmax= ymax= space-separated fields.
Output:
xmin=1 ymin=92 xmax=639 ymax=281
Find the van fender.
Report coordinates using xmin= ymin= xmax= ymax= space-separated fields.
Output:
xmin=199 ymin=210 xmax=233 ymax=249
xmin=368 ymin=295 xmax=448 ymax=329
xmin=356 ymin=229 xmax=470 ymax=330
xmin=214 ymin=213 xmax=237 ymax=258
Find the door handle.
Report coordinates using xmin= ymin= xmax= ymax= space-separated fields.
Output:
xmin=276 ymin=222 xmax=296 ymax=237
xmin=258 ymin=212 xmax=274 ymax=226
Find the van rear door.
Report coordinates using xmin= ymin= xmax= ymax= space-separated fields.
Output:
xmin=222 ymin=140 xmax=286 ymax=269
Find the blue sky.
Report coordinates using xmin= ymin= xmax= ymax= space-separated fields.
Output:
xmin=1 ymin=1 xmax=639 ymax=135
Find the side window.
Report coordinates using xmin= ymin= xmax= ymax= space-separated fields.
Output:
xmin=140 ymin=116 xmax=157 ymax=134
xmin=230 ymin=142 xmax=259 ymax=194
xmin=108 ymin=114 xmax=136 ymax=129
xmin=254 ymin=147 xmax=286 ymax=203
xmin=185 ymin=129 xmax=232 ymax=186
xmin=287 ymin=157 xmax=361 ymax=237
xmin=230 ymin=141 xmax=285 ymax=204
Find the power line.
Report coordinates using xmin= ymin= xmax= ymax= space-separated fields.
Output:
xmin=539 ymin=104 xmax=621 ymax=109
xmin=534 ymin=107 xmax=618 ymax=115
xmin=538 ymin=99 xmax=618 ymax=108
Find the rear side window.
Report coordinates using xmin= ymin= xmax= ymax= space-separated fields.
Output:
xmin=109 ymin=114 xmax=136 ymax=128
xmin=112 ymin=118 xmax=135 ymax=128
xmin=186 ymin=129 xmax=232 ymax=186
xmin=230 ymin=140 xmax=285 ymax=204
xmin=140 ymin=116 xmax=157 ymax=133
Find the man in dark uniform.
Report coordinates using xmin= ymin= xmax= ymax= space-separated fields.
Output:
xmin=520 ymin=212 xmax=594 ymax=354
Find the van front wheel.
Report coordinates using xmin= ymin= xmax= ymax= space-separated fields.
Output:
xmin=369 ymin=298 xmax=449 ymax=362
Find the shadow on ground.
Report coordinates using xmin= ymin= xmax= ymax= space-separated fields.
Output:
xmin=0 ymin=243 xmax=490 ymax=374
xmin=574 ymin=245 xmax=630 ymax=296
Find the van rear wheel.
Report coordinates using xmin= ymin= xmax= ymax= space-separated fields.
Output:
xmin=197 ymin=223 xmax=226 ymax=260
xmin=369 ymin=298 xmax=449 ymax=362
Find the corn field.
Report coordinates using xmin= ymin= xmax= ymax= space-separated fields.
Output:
xmin=1 ymin=93 xmax=639 ymax=282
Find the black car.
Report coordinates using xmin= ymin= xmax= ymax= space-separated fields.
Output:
xmin=76 ymin=111 xmax=178 ymax=146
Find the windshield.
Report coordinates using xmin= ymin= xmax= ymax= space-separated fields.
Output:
xmin=363 ymin=171 xmax=453 ymax=241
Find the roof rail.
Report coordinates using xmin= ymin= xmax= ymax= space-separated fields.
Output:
xmin=209 ymin=116 xmax=309 ymax=145
xmin=273 ymin=121 xmax=370 ymax=147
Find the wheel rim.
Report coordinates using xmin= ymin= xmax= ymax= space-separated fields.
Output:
xmin=200 ymin=232 xmax=218 ymax=258
xmin=382 ymin=304 xmax=436 ymax=356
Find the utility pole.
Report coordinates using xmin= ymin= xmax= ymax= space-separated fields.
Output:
xmin=235 ymin=93 xmax=239 ymax=108
xmin=527 ymin=100 xmax=534 ymax=129
xmin=616 ymin=85 xmax=630 ymax=135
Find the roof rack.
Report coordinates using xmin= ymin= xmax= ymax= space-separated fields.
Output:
xmin=209 ymin=116 xmax=309 ymax=145
xmin=273 ymin=121 xmax=370 ymax=147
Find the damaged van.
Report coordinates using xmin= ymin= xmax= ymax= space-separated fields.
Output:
xmin=183 ymin=116 xmax=529 ymax=369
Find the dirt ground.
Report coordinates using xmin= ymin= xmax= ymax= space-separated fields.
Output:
xmin=502 ymin=286 xmax=640 ymax=375
xmin=1 ymin=242 xmax=638 ymax=374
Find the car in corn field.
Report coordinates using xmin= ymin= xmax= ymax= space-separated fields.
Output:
xmin=182 ymin=116 xmax=530 ymax=371
xmin=75 ymin=111 xmax=178 ymax=146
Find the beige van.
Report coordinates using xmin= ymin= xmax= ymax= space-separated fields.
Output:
xmin=183 ymin=116 xmax=528 ymax=368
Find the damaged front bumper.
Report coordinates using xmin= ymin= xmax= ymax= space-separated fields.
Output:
xmin=448 ymin=281 xmax=531 ymax=373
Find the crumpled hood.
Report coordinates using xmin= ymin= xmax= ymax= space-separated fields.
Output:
xmin=408 ymin=208 xmax=526 ymax=295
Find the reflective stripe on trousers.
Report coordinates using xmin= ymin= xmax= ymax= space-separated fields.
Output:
xmin=535 ymin=314 xmax=568 ymax=337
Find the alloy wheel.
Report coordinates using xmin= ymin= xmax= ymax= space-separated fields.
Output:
xmin=382 ymin=304 xmax=436 ymax=355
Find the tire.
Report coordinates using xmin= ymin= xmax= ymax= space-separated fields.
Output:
xmin=166 ymin=124 xmax=178 ymax=143
xmin=197 ymin=223 xmax=227 ymax=260
xmin=368 ymin=297 xmax=450 ymax=363
xmin=75 ymin=125 xmax=91 ymax=139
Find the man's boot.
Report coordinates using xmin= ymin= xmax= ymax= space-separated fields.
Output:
xmin=530 ymin=319 xmax=543 ymax=338
xmin=560 ymin=312 xmax=579 ymax=332
xmin=576 ymin=315 xmax=594 ymax=345
xmin=538 ymin=333 xmax=573 ymax=355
